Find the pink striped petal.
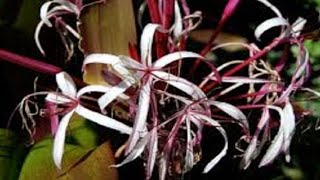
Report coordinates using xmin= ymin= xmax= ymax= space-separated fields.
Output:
xmin=126 ymin=79 xmax=152 ymax=153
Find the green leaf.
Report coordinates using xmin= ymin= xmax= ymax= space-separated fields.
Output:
xmin=13 ymin=0 xmax=44 ymax=36
xmin=18 ymin=138 xmax=118 ymax=180
xmin=68 ymin=114 xmax=99 ymax=149
xmin=0 ymin=129 xmax=27 ymax=180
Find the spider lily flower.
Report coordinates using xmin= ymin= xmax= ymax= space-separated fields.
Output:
xmin=35 ymin=0 xmax=81 ymax=55
xmin=109 ymin=88 xmax=248 ymax=179
xmin=46 ymin=72 xmax=132 ymax=169
xmin=81 ymin=22 xmax=251 ymax=178
xmin=82 ymin=23 xmax=211 ymax=154
xmin=259 ymin=102 xmax=295 ymax=166
xmin=241 ymin=101 xmax=296 ymax=169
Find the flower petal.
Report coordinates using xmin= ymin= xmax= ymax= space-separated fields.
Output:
xmin=259 ymin=105 xmax=285 ymax=167
xmin=184 ymin=117 xmax=194 ymax=172
xmin=152 ymin=71 xmax=206 ymax=99
xmin=153 ymin=51 xmax=203 ymax=68
xmin=282 ymin=101 xmax=295 ymax=162
xmin=191 ymin=114 xmax=228 ymax=173
xmin=140 ymin=24 xmax=161 ymax=66
xmin=207 ymin=100 xmax=248 ymax=131
xmin=254 ymin=17 xmax=289 ymax=40
xmin=83 ymin=54 xmax=136 ymax=83
xmin=82 ymin=53 xmax=121 ymax=69
xmin=146 ymin=128 xmax=158 ymax=179
xmin=241 ymin=108 xmax=270 ymax=169
xmin=256 ymin=0 xmax=283 ymax=18
xmin=173 ymin=0 xmax=183 ymax=39
xmin=97 ymin=79 xmax=133 ymax=111
xmin=126 ymin=79 xmax=152 ymax=153
xmin=75 ymin=105 xmax=132 ymax=135
xmin=45 ymin=93 xmax=73 ymax=104
xmin=209 ymin=76 xmax=274 ymax=84
xmin=53 ymin=110 xmax=75 ymax=169
xmin=56 ymin=72 xmax=77 ymax=97
xmin=112 ymin=133 xmax=150 ymax=168
xmin=40 ymin=1 xmax=56 ymax=27
xmin=77 ymin=85 xmax=129 ymax=100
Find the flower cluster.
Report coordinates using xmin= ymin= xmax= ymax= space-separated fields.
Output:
xmin=17 ymin=0 xmax=316 ymax=179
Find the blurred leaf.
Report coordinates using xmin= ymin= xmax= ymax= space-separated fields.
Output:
xmin=68 ymin=114 xmax=99 ymax=149
xmin=18 ymin=138 xmax=118 ymax=180
xmin=13 ymin=0 xmax=44 ymax=36
xmin=79 ymin=0 xmax=137 ymax=85
xmin=189 ymin=29 xmax=248 ymax=52
xmin=282 ymin=166 xmax=304 ymax=180
xmin=19 ymin=113 xmax=117 ymax=180
xmin=58 ymin=142 xmax=118 ymax=180
xmin=0 ymin=129 xmax=27 ymax=180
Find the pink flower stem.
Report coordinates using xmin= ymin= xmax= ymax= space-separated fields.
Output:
xmin=203 ymin=38 xmax=285 ymax=93
xmin=237 ymin=104 xmax=266 ymax=110
xmin=0 ymin=49 xmax=62 ymax=75
xmin=190 ymin=0 xmax=241 ymax=75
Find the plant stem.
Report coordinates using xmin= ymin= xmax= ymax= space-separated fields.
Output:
xmin=190 ymin=0 xmax=241 ymax=75
xmin=0 ymin=49 xmax=61 ymax=75
xmin=203 ymin=38 xmax=284 ymax=93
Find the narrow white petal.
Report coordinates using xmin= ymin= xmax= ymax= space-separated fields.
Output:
xmin=56 ymin=72 xmax=77 ymax=97
xmin=292 ymin=17 xmax=306 ymax=36
xmin=75 ymin=105 xmax=132 ymax=135
xmin=40 ymin=1 xmax=55 ymax=27
xmin=173 ymin=0 xmax=183 ymax=38
xmin=146 ymin=128 xmax=158 ymax=179
xmin=255 ymin=17 xmax=289 ymax=40
xmin=259 ymin=130 xmax=284 ymax=167
xmin=77 ymin=85 xmax=129 ymax=100
xmin=282 ymin=101 xmax=295 ymax=162
xmin=126 ymin=80 xmax=152 ymax=153
xmin=293 ymin=47 xmax=309 ymax=81
xmin=207 ymin=100 xmax=249 ymax=130
xmin=184 ymin=117 xmax=194 ymax=172
xmin=82 ymin=54 xmax=121 ymax=69
xmin=97 ymin=79 xmax=133 ymax=110
xmin=34 ymin=18 xmax=50 ymax=55
xmin=242 ymin=137 xmax=258 ymax=169
xmin=256 ymin=0 xmax=283 ymax=18
xmin=241 ymin=108 xmax=270 ymax=169
xmin=153 ymin=51 xmax=204 ymax=68
xmin=210 ymin=76 xmax=274 ymax=84
xmin=83 ymin=54 xmax=136 ymax=83
xmin=259 ymin=105 xmax=285 ymax=167
xmin=119 ymin=55 xmax=146 ymax=70
xmin=140 ymin=24 xmax=161 ymax=66
xmin=112 ymin=133 xmax=150 ymax=167
xmin=45 ymin=93 xmax=73 ymax=104
xmin=53 ymin=110 xmax=75 ymax=169
xmin=54 ymin=0 xmax=80 ymax=15
xmin=191 ymin=114 xmax=228 ymax=173
xmin=159 ymin=156 xmax=168 ymax=180
xmin=152 ymin=71 xmax=206 ymax=99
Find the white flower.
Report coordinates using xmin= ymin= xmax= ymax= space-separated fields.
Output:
xmin=47 ymin=72 xmax=132 ymax=169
